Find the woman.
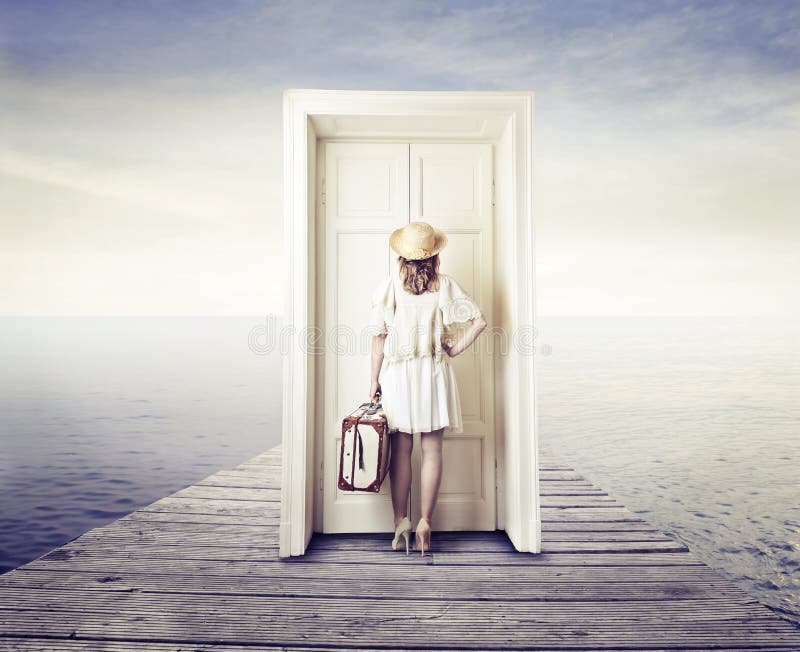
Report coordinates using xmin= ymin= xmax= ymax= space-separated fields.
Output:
xmin=367 ymin=221 xmax=487 ymax=556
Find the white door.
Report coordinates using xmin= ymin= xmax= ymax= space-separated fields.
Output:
xmin=320 ymin=142 xmax=495 ymax=533
xmin=320 ymin=142 xmax=408 ymax=533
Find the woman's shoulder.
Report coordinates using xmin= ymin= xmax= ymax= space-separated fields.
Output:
xmin=436 ymin=273 xmax=465 ymax=298
xmin=436 ymin=273 xmax=455 ymax=291
xmin=370 ymin=273 xmax=395 ymax=306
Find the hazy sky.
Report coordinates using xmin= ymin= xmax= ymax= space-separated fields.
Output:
xmin=1 ymin=1 xmax=798 ymax=316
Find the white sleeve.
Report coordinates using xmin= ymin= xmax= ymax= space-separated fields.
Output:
xmin=439 ymin=275 xmax=482 ymax=326
xmin=368 ymin=275 xmax=394 ymax=334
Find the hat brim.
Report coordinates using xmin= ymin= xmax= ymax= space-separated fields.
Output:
xmin=389 ymin=227 xmax=448 ymax=260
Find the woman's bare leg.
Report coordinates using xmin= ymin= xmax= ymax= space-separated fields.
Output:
xmin=389 ymin=431 xmax=413 ymax=526
xmin=420 ymin=427 xmax=444 ymax=522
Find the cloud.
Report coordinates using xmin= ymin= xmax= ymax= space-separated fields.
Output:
xmin=1 ymin=1 xmax=798 ymax=315
xmin=1 ymin=76 xmax=283 ymax=238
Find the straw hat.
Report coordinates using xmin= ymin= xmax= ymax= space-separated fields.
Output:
xmin=389 ymin=221 xmax=448 ymax=260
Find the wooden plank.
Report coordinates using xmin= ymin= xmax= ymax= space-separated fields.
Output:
xmin=0 ymin=597 xmax=798 ymax=649
xmin=231 ymin=463 xmax=281 ymax=472
xmin=537 ymin=470 xmax=588 ymax=480
xmin=37 ymin=539 xmax=699 ymax=565
xmin=16 ymin=558 xmax=732 ymax=582
xmin=53 ymin=537 xmax=689 ymax=556
xmin=0 ymin=643 xmax=790 ymax=652
xmin=0 ymin=590 xmax=773 ymax=617
xmin=136 ymin=496 xmax=280 ymax=517
xmin=213 ymin=469 xmax=280 ymax=478
xmin=107 ymin=514 xmax=671 ymax=533
xmin=0 ymin=569 xmax=753 ymax=602
xmin=539 ymin=496 xmax=619 ymax=506
xmin=196 ymin=476 xmax=280 ymax=489
xmin=539 ymin=489 xmax=608 ymax=495
xmin=173 ymin=485 xmax=282 ymax=501
xmin=430 ymin=551 xmax=702 ymax=566
xmin=0 ymin=641 xmax=288 ymax=651
xmin=540 ymin=508 xmax=650 ymax=522
xmin=70 ymin=524 xmax=678 ymax=548
xmin=541 ymin=521 xmax=661 ymax=532
xmin=108 ymin=524 xmax=680 ymax=549
xmin=118 ymin=512 xmax=280 ymax=526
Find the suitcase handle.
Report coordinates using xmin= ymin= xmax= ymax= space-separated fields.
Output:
xmin=346 ymin=386 xmax=381 ymax=418
xmin=364 ymin=388 xmax=382 ymax=415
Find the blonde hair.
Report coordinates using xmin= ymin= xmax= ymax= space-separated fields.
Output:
xmin=398 ymin=254 xmax=440 ymax=295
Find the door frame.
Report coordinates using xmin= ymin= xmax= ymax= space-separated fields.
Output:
xmin=280 ymin=89 xmax=540 ymax=557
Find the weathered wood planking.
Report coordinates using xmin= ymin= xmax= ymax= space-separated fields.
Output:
xmin=1 ymin=445 xmax=798 ymax=651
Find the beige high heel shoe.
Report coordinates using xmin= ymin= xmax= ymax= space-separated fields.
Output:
xmin=414 ymin=518 xmax=431 ymax=557
xmin=391 ymin=516 xmax=412 ymax=555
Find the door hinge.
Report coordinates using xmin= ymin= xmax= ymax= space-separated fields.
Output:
xmin=491 ymin=178 xmax=496 ymax=207
xmin=321 ymin=178 xmax=326 ymax=205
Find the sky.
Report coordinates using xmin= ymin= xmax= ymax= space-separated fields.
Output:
xmin=1 ymin=0 xmax=798 ymax=316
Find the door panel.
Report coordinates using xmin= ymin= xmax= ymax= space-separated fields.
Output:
xmin=328 ymin=142 xmax=410 ymax=227
xmin=322 ymin=143 xmax=408 ymax=533
xmin=410 ymin=143 xmax=492 ymax=227
xmin=410 ymin=143 xmax=495 ymax=531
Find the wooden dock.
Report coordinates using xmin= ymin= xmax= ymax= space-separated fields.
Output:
xmin=1 ymin=445 xmax=798 ymax=651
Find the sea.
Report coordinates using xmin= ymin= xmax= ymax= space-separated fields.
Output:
xmin=0 ymin=315 xmax=797 ymax=625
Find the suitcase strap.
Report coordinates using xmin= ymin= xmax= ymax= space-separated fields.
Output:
xmin=345 ymin=404 xmax=368 ymax=474
xmin=354 ymin=422 xmax=365 ymax=471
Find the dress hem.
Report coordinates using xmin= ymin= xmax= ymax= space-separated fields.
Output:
xmin=389 ymin=422 xmax=463 ymax=435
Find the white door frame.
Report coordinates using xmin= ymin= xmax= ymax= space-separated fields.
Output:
xmin=280 ymin=89 xmax=540 ymax=557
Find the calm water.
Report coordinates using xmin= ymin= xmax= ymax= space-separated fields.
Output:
xmin=0 ymin=317 xmax=282 ymax=574
xmin=0 ymin=315 xmax=797 ymax=625
xmin=537 ymin=315 xmax=799 ymax=625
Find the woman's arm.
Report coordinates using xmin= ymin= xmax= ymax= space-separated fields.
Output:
xmin=444 ymin=314 xmax=487 ymax=358
xmin=368 ymin=333 xmax=387 ymax=401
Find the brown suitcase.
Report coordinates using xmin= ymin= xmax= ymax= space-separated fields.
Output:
xmin=338 ymin=394 xmax=391 ymax=493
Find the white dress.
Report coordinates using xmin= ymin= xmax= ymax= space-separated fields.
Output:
xmin=368 ymin=269 xmax=483 ymax=434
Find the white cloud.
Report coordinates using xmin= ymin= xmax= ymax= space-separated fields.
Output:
xmin=1 ymin=2 xmax=798 ymax=315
